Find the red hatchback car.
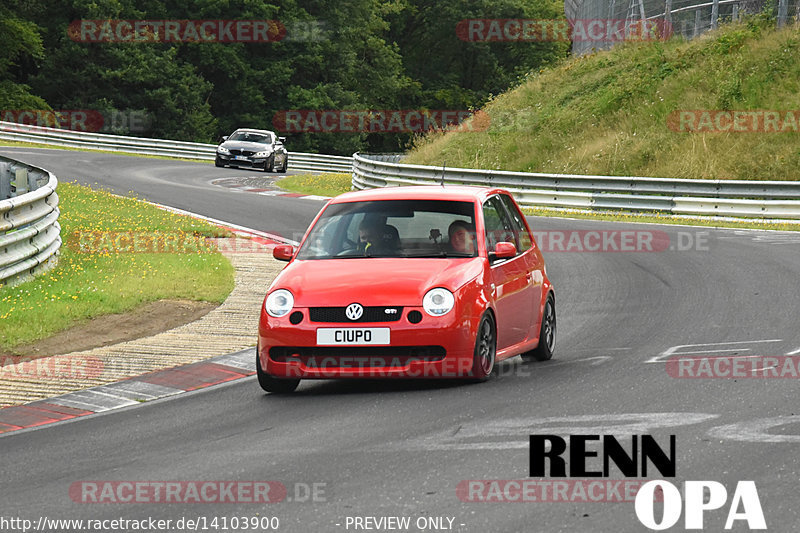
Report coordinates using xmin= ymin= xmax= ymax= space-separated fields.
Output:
xmin=257 ymin=186 xmax=555 ymax=393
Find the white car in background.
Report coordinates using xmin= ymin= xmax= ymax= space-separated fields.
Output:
xmin=215 ymin=128 xmax=288 ymax=172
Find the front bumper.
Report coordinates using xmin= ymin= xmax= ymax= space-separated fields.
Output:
xmin=216 ymin=153 xmax=268 ymax=167
xmin=258 ymin=307 xmax=477 ymax=379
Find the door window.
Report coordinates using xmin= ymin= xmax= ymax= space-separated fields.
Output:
xmin=498 ymin=194 xmax=532 ymax=252
xmin=482 ymin=196 xmax=516 ymax=252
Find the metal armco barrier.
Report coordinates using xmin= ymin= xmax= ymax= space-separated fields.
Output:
xmin=0 ymin=156 xmax=61 ymax=286
xmin=352 ymin=153 xmax=800 ymax=220
xmin=5 ymin=119 xmax=800 ymax=221
xmin=0 ymin=121 xmax=352 ymax=173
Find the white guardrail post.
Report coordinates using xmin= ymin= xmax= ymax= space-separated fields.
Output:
xmin=0 ymin=121 xmax=353 ymax=174
xmin=352 ymin=153 xmax=800 ymax=220
xmin=0 ymin=156 xmax=61 ymax=287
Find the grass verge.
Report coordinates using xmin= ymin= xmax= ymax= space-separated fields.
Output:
xmin=276 ymin=172 xmax=351 ymax=197
xmin=0 ymin=181 xmax=235 ymax=352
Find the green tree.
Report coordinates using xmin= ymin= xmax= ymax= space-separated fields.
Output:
xmin=25 ymin=0 xmax=217 ymax=140
xmin=0 ymin=3 xmax=50 ymax=110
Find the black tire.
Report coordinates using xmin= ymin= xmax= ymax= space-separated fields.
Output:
xmin=256 ymin=349 xmax=300 ymax=393
xmin=214 ymin=157 xmax=225 ymax=168
xmin=523 ymin=294 xmax=556 ymax=362
xmin=264 ymin=155 xmax=275 ymax=172
xmin=470 ymin=312 xmax=496 ymax=380
xmin=277 ymin=156 xmax=288 ymax=173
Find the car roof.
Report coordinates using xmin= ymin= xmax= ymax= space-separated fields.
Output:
xmin=330 ymin=185 xmax=506 ymax=204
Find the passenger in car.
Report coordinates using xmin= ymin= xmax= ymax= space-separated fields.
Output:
xmin=448 ymin=220 xmax=476 ymax=254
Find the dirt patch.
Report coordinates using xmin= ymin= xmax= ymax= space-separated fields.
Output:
xmin=1 ymin=299 xmax=218 ymax=359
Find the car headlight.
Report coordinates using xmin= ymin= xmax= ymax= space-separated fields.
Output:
xmin=217 ymin=146 xmax=230 ymax=154
xmin=423 ymin=288 xmax=455 ymax=316
xmin=265 ymin=289 xmax=294 ymax=317
xmin=254 ymin=150 xmax=272 ymax=158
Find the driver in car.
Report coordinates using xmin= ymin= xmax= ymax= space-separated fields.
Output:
xmin=358 ymin=215 xmax=399 ymax=255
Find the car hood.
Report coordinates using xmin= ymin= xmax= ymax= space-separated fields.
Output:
xmin=220 ymin=141 xmax=271 ymax=151
xmin=270 ymin=257 xmax=485 ymax=307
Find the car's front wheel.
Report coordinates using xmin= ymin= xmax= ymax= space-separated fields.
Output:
xmin=256 ymin=349 xmax=300 ymax=393
xmin=263 ymin=155 xmax=275 ymax=172
xmin=470 ymin=312 xmax=496 ymax=380
xmin=522 ymin=294 xmax=556 ymax=362
xmin=214 ymin=157 xmax=225 ymax=168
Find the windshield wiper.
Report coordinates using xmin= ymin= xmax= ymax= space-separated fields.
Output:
xmin=402 ymin=250 xmax=473 ymax=258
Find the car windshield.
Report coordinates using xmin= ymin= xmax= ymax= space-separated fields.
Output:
xmin=228 ymin=132 xmax=272 ymax=144
xmin=296 ymin=199 xmax=477 ymax=259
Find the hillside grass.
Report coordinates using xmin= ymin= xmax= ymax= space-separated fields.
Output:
xmin=0 ymin=182 xmax=235 ymax=351
xmin=406 ymin=18 xmax=800 ymax=180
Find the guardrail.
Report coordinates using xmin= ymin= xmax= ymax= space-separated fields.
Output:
xmin=0 ymin=121 xmax=352 ymax=174
xmin=0 ymin=156 xmax=61 ymax=287
xmin=352 ymin=153 xmax=800 ymax=220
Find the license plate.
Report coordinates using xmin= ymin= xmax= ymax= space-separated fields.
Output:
xmin=316 ymin=328 xmax=390 ymax=345
xmin=234 ymin=155 xmax=249 ymax=161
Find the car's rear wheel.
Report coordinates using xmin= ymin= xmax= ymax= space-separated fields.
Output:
xmin=277 ymin=156 xmax=288 ymax=173
xmin=214 ymin=157 xmax=225 ymax=168
xmin=522 ymin=294 xmax=556 ymax=362
xmin=256 ymin=348 xmax=300 ymax=393
xmin=471 ymin=312 xmax=496 ymax=380
xmin=264 ymin=155 xmax=275 ymax=172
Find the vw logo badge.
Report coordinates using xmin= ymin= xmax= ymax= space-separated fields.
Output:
xmin=345 ymin=303 xmax=364 ymax=321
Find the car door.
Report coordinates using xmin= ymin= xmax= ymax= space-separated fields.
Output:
xmin=483 ymin=195 xmax=531 ymax=350
xmin=497 ymin=193 xmax=543 ymax=342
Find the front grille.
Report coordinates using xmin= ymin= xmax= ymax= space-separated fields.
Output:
xmin=269 ymin=346 xmax=446 ymax=368
xmin=309 ymin=306 xmax=403 ymax=323
xmin=229 ymin=149 xmax=255 ymax=156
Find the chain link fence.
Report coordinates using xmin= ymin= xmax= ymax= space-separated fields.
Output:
xmin=566 ymin=0 xmax=796 ymax=55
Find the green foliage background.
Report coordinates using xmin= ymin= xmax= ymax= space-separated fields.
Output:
xmin=0 ymin=0 xmax=568 ymax=154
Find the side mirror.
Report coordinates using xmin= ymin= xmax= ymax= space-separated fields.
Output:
xmin=489 ymin=241 xmax=516 ymax=261
xmin=219 ymin=135 xmax=228 ymax=144
xmin=278 ymin=136 xmax=286 ymax=143
xmin=273 ymin=245 xmax=296 ymax=262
